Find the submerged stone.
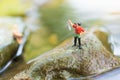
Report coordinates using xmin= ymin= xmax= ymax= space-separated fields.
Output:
xmin=11 ymin=29 xmax=120 ymax=80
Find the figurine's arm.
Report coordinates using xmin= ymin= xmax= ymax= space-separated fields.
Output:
xmin=80 ymin=27 xmax=86 ymax=36
xmin=13 ymin=31 xmax=22 ymax=38
xmin=68 ymin=20 xmax=74 ymax=27
xmin=13 ymin=24 xmax=23 ymax=44
xmin=81 ymin=27 xmax=85 ymax=32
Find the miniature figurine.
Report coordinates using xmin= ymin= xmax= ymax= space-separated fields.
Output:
xmin=68 ymin=20 xmax=85 ymax=49
xmin=13 ymin=24 xmax=23 ymax=44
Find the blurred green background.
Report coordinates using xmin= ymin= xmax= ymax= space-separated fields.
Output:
xmin=0 ymin=0 xmax=110 ymax=61
xmin=0 ymin=0 xmax=119 ymax=79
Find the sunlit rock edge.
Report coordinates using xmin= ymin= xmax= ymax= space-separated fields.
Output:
xmin=11 ymin=29 xmax=120 ymax=80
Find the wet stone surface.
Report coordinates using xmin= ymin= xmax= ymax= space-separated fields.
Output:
xmin=11 ymin=30 xmax=120 ymax=80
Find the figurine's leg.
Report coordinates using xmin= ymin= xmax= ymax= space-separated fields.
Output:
xmin=78 ymin=38 xmax=82 ymax=49
xmin=73 ymin=36 xmax=77 ymax=46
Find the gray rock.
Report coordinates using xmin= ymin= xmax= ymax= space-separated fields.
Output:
xmin=11 ymin=30 xmax=120 ymax=80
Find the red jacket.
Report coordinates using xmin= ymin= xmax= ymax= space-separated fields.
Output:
xmin=72 ymin=24 xmax=84 ymax=34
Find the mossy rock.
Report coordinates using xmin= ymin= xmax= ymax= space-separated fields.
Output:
xmin=94 ymin=30 xmax=112 ymax=53
xmin=0 ymin=17 xmax=25 ymax=69
xmin=11 ymin=30 xmax=120 ymax=80
xmin=0 ymin=28 xmax=18 ymax=69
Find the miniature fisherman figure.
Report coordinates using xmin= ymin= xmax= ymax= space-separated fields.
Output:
xmin=12 ymin=24 xmax=23 ymax=44
xmin=68 ymin=20 xmax=85 ymax=49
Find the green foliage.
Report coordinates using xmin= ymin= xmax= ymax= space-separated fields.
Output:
xmin=0 ymin=0 xmax=31 ymax=16
xmin=40 ymin=5 xmax=75 ymax=42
